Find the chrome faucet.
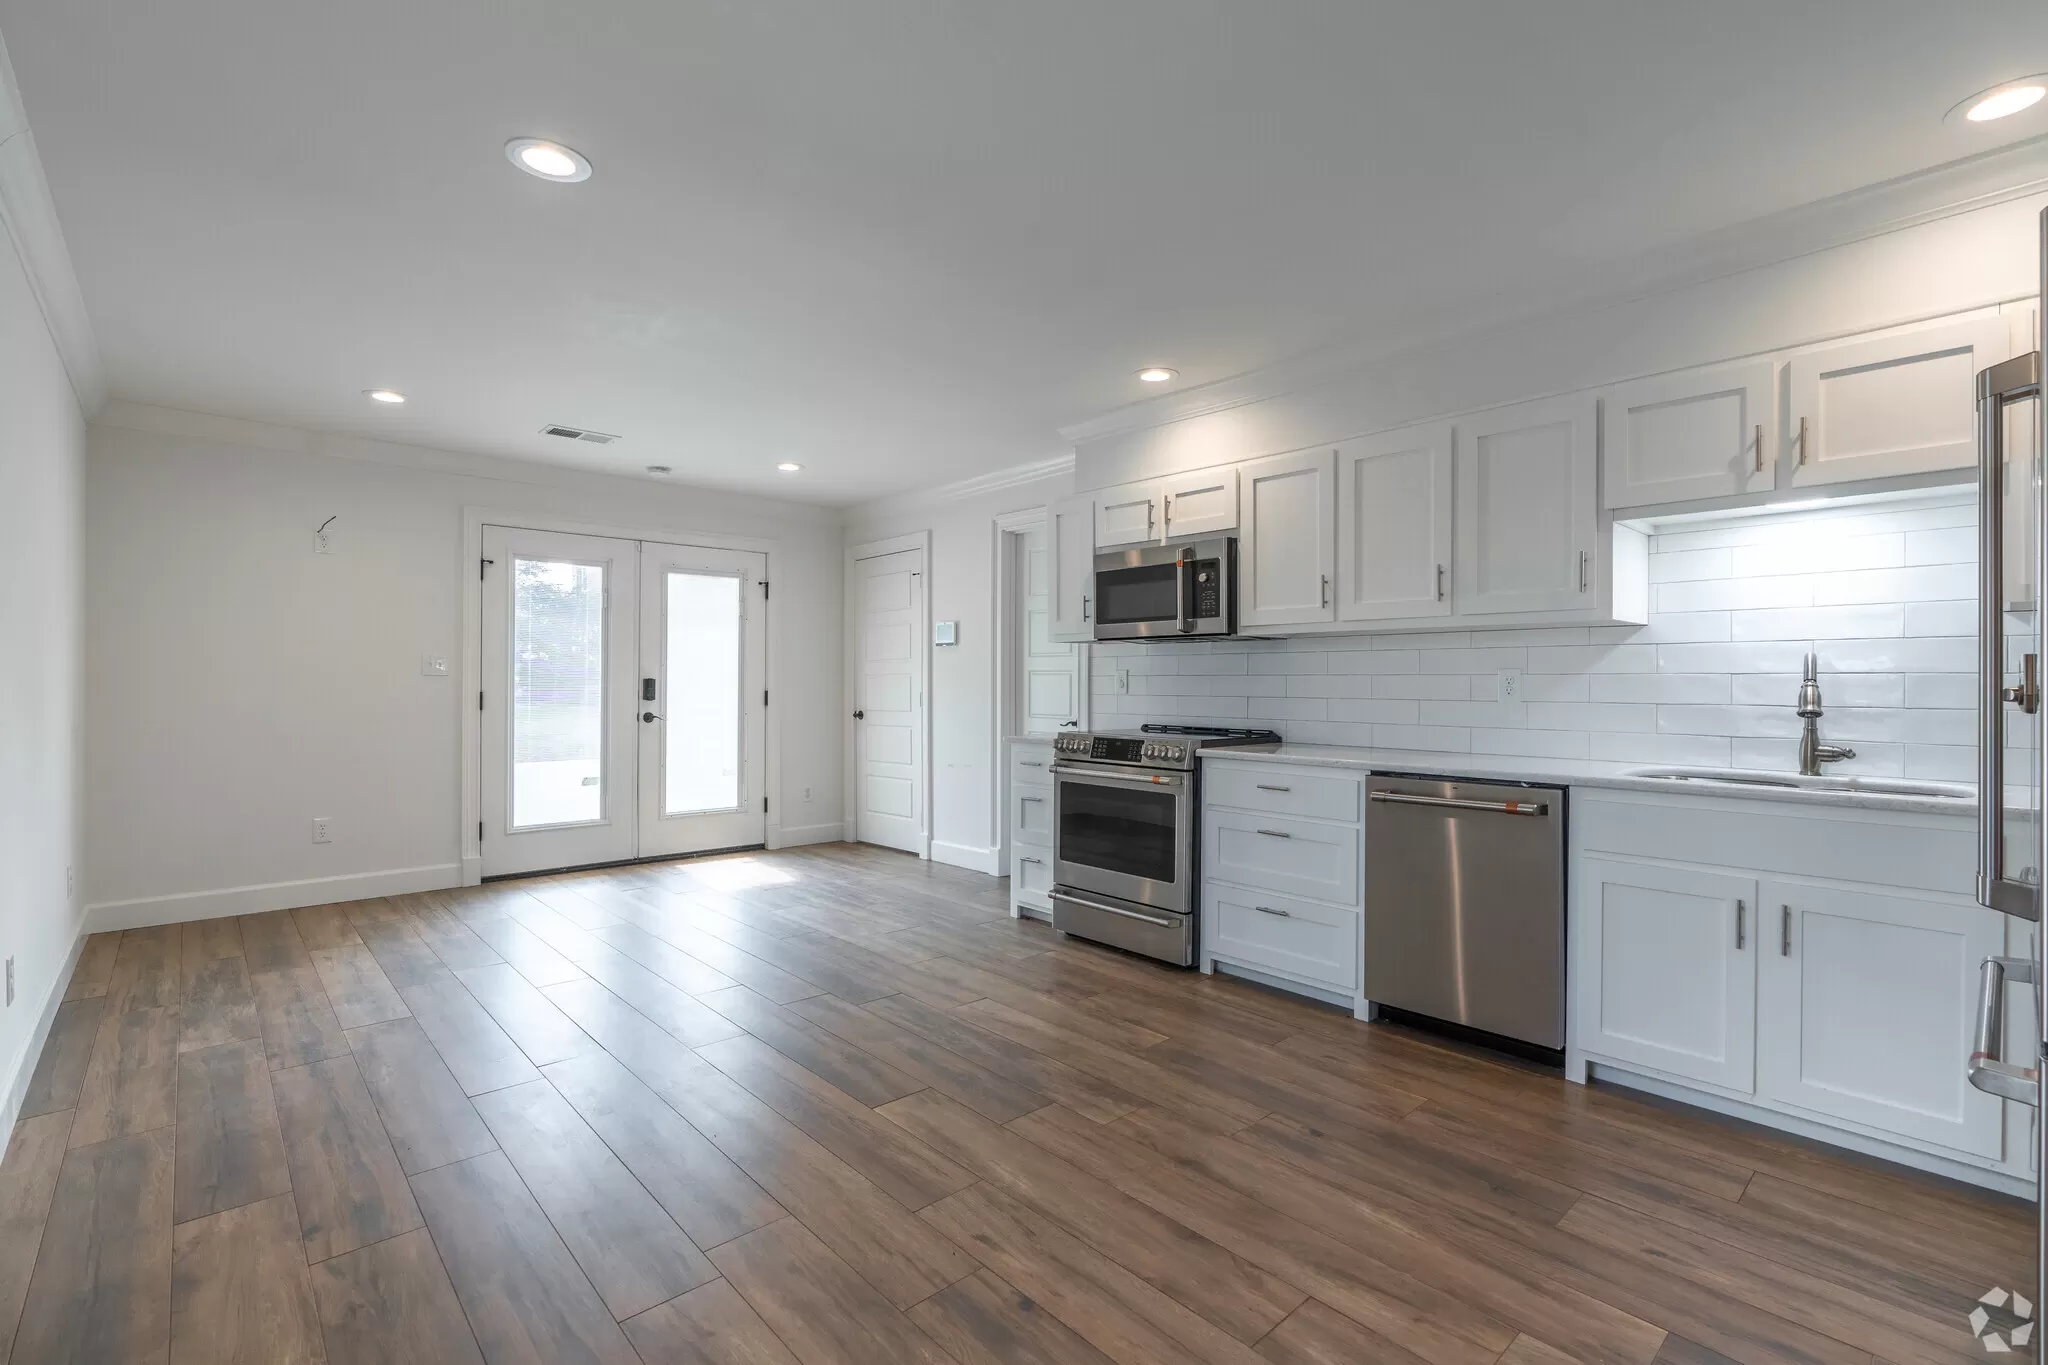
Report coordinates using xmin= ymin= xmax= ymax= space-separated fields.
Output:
xmin=1795 ymin=651 xmax=1855 ymax=776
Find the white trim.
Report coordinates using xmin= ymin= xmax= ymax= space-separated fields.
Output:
xmin=0 ymin=928 xmax=89 ymax=1138
xmin=931 ymin=841 xmax=1002 ymax=875
xmin=1589 ymin=1063 xmax=2032 ymax=1199
xmin=1209 ymin=960 xmax=1356 ymax=1011
xmin=1057 ymin=140 xmax=2048 ymax=448
xmin=990 ymin=506 xmax=1090 ymax=875
xmin=461 ymin=506 xmax=784 ymax=884
xmin=770 ymin=821 xmax=843 ymax=850
xmin=844 ymin=531 xmax=934 ymax=856
xmin=83 ymin=864 xmax=461 ymax=933
xmin=845 ymin=455 xmax=1077 ymax=522
xmin=0 ymin=34 xmax=105 ymax=413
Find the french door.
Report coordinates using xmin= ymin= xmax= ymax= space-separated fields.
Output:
xmin=481 ymin=525 xmax=766 ymax=877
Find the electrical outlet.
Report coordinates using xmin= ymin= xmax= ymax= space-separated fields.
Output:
xmin=1496 ymin=668 xmax=1523 ymax=702
xmin=420 ymin=653 xmax=449 ymax=676
xmin=802 ymin=786 xmax=813 ymax=802
xmin=312 ymin=817 xmax=333 ymax=844
xmin=5 ymin=958 xmax=12 ymax=1007
xmin=1116 ymin=670 xmax=1131 ymax=694
xmin=314 ymin=529 xmax=333 ymax=554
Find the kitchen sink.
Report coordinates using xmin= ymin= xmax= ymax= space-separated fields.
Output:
xmin=1624 ymin=767 xmax=1973 ymax=801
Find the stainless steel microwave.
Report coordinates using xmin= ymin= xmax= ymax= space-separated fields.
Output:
xmin=1092 ymin=537 xmax=1237 ymax=641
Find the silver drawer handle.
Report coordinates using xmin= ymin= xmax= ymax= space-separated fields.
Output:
xmin=1020 ymin=761 xmax=1045 ymax=768
xmin=1369 ymin=791 xmax=1548 ymax=816
xmin=1255 ymin=828 xmax=1292 ymax=839
xmin=1255 ymin=784 xmax=1292 ymax=792
xmin=1253 ymin=905 xmax=1292 ymax=918
xmin=1051 ymin=892 xmax=1174 ymax=928
xmin=1018 ymin=856 xmax=1043 ymax=865
xmin=1021 ymin=796 xmax=1044 ymax=803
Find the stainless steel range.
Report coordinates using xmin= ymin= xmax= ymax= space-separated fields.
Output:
xmin=1049 ymin=724 xmax=1280 ymax=965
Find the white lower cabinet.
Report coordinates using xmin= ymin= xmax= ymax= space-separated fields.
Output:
xmin=1574 ymin=858 xmax=1756 ymax=1092
xmin=1007 ymin=740 xmax=1055 ymax=917
xmin=1200 ymin=760 xmax=1364 ymax=1006
xmin=1572 ymin=790 xmax=2024 ymax=1188
xmin=1756 ymin=881 xmax=2005 ymax=1159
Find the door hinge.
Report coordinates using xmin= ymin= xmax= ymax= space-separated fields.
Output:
xmin=478 ymin=691 xmax=484 ymax=711
xmin=478 ymin=820 xmax=484 ymax=842
xmin=759 ymin=579 xmax=770 ymax=600
xmin=763 ymin=796 xmax=769 ymax=813
xmin=480 ymin=557 xmax=494 ymax=581
xmin=764 ymin=689 xmax=769 ymax=708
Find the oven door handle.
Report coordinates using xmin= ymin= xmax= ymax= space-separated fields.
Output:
xmin=1049 ymin=891 xmax=1177 ymax=929
xmin=1050 ymin=764 xmax=1186 ymax=787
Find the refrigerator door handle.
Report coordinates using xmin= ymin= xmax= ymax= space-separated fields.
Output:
xmin=1977 ymin=348 xmax=2044 ymax=921
xmin=1968 ymin=955 xmax=2041 ymax=1106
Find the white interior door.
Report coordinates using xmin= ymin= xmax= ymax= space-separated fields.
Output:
xmin=638 ymin=543 xmax=767 ymax=857
xmin=854 ymin=548 xmax=926 ymax=852
xmin=1018 ymin=526 xmax=1081 ymax=734
xmin=481 ymin=526 xmax=640 ymax=876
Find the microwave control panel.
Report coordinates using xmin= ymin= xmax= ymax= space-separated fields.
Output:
xmin=1188 ymin=558 xmax=1221 ymax=618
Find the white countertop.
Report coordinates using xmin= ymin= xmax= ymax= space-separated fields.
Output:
xmin=1199 ymin=743 xmax=1976 ymax=818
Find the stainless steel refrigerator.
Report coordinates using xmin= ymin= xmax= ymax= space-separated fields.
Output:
xmin=1972 ymin=205 xmax=2046 ymax=1357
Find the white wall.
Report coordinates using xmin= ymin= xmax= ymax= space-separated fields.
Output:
xmin=1093 ymin=492 xmax=1980 ymax=775
xmin=0 ymin=213 xmax=85 ymax=1123
xmin=845 ymin=464 xmax=1074 ymax=869
xmin=84 ymin=408 xmax=843 ymax=924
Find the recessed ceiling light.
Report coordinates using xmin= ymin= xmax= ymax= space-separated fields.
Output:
xmin=1950 ymin=77 xmax=2048 ymax=124
xmin=646 ymin=465 xmax=672 ymax=475
xmin=1137 ymin=367 xmax=1177 ymax=384
xmin=505 ymin=138 xmax=593 ymax=182
xmin=776 ymin=462 xmax=803 ymax=473
xmin=363 ymin=389 xmax=406 ymax=404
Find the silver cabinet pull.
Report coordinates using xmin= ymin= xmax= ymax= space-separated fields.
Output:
xmin=1577 ymin=549 xmax=1589 ymax=592
xmin=1255 ymin=828 xmax=1293 ymax=839
xmin=1752 ymin=423 xmax=1764 ymax=475
xmin=1020 ymin=796 xmax=1044 ymax=803
xmin=1320 ymin=574 xmax=1330 ymax=609
xmin=1435 ymin=563 xmax=1445 ymax=601
xmin=1735 ymin=899 xmax=1745 ymax=950
xmin=1796 ymin=415 xmax=1809 ymax=465
xmin=1255 ymin=784 xmax=1292 ymax=792
xmin=1019 ymin=760 xmax=1045 ymax=768
xmin=1018 ymin=856 xmax=1042 ymax=865
xmin=1780 ymin=904 xmax=1791 ymax=957
xmin=1253 ymin=905 xmax=1292 ymax=918
xmin=1369 ymin=791 xmax=1549 ymax=816
xmin=1081 ymin=594 xmax=1090 ymax=621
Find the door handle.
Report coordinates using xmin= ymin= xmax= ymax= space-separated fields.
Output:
xmin=1082 ymin=594 xmax=1091 ymax=622
xmin=1735 ymin=899 xmax=1745 ymax=950
xmin=852 ymin=710 xmax=865 ymax=720
xmin=641 ymin=711 xmax=661 ymax=723
xmin=1968 ymin=955 xmax=2040 ymax=1105
xmin=1368 ymin=791 xmax=1549 ymax=816
xmin=1578 ymin=550 xmax=1589 ymax=592
xmin=1977 ymin=348 xmax=2044 ymax=919
xmin=1320 ymin=575 xmax=1330 ymax=609
xmin=1752 ymin=424 xmax=1764 ymax=475
xmin=1780 ymin=905 xmax=1791 ymax=957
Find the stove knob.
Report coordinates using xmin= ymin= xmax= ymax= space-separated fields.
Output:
xmin=1168 ymin=745 xmax=1185 ymax=761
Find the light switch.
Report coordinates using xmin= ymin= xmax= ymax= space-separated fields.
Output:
xmin=421 ymin=654 xmax=449 ymax=676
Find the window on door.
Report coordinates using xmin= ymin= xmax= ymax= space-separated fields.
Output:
xmin=511 ymin=557 xmax=607 ymax=829
xmin=662 ymin=570 xmax=743 ymax=815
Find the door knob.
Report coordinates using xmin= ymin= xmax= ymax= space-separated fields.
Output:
xmin=641 ymin=711 xmax=660 ymax=723
xmin=852 ymin=710 xmax=865 ymax=720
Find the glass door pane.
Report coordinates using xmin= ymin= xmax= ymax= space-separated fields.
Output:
xmin=664 ymin=571 xmax=743 ymax=814
xmin=512 ymin=557 xmax=607 ymax=828
xmin=2005 ymin=392 xmax=2043 ymax=897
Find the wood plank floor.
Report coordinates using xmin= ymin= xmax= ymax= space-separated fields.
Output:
xmin=0 ymin=843 xmax=2030 ymax=1365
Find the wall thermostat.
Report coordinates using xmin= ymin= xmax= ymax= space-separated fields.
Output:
xmin=934 ymin=621 xmax=959 ymax=646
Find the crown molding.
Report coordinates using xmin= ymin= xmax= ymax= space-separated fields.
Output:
xmin=1058 ymin=134 xmax=2048 ymax=447
xmin=844 ymin=452 xmax=1075 ymax=523
xmin=0 ymin=31 xmax=106 ymax=415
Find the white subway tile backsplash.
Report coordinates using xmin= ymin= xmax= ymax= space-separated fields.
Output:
xmin=1090 ymin=492 xmax=1981 ymax=782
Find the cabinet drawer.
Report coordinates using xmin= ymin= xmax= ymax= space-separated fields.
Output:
xmin=1011 ymin=748 xmax=1054 ymax=788
xmin=1012 ymin=846 xmax=1054 ymax=908
xmin=1203 ymin=811 xmax=1360 ymax=905
xmin=1205 ymin=763 xmax=1361 ymax=822
xmin=1013 ymin=788 xmax=1054 ymax=843
xmin=1205 ymin=884 xmax=1358 ymax=991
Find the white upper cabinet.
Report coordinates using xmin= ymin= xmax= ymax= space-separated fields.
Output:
xmin=1756 ymin=881 xmax=2005 ymax=1158
xmin=1047 ymin=495 xmax=1096 ymax=642
xmin=1093 ymin=480 xmax=1162 ymax=548
xmin=1785 ymin=315 xmax=2011 ymax=488
xmin=1239 ymin=448 xmax=1336 ymax=630
xmin=1161 ymin=466 xmax=1238 ymax=540
xmin=1603 ymin=360 xmax=1775 ymax=510
xmin=1335 ymin=423 xmax=1452 ymax=623
xmin=1454 ymin=395 xmax=1598 ymax=616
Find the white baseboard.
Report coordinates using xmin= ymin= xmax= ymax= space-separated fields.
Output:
xmin=931 ymin=840 xmax=1001 ymax=875
xmin=83 ymin=863 xmax=463 ymax=932
xmin=770 ymin=822 xmax=844 ymax=850
xmin=460 ymin=855 xmax=483 ymax=887
xmin=1 ymin=927 xmax=88 ymax=1139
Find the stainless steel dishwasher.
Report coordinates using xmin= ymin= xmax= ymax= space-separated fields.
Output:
xmin=1363 ymin=774 xmax=1565 ymax=1053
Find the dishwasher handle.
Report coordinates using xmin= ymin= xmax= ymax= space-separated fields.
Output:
xmin=1369 ymin=790 xmax=1550 ymax=817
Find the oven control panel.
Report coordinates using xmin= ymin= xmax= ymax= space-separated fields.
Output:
xmin=1054 ymin=733 xmax=1189 ymax=768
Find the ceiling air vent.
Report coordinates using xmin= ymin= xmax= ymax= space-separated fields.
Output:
xmin=541 ymin=424 xmax=620 ymax=445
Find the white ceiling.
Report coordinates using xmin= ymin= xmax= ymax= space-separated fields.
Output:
xmin=4 ymin=0 xmax=2045 ymax=504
